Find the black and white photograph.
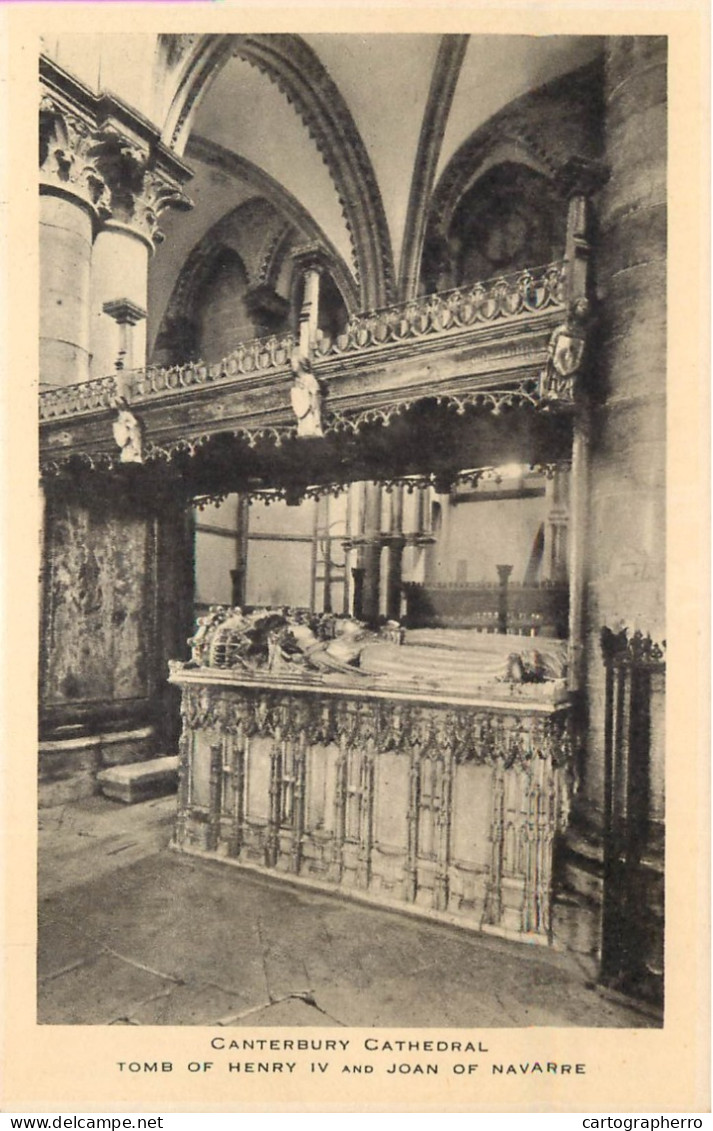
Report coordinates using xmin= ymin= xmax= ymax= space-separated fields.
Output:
xmin=0 ymin=6 xmax=703 ymax=1112
xmin=35 ymin=30 xmax=668 ymax=1034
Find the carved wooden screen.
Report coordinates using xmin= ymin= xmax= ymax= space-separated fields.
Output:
xmin=600 ymin=628 xmax=666 ymax=1005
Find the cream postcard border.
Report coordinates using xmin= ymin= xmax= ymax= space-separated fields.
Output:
xmin=2 ymin=2 xmax=709 ymax=1113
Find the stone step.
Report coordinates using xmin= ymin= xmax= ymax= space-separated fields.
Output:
xmin=96 ymin=756 xmax=179 ymax=804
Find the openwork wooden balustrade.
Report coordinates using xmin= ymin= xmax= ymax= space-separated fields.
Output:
xmin=39 ymin=261 xmax=571 ymax=474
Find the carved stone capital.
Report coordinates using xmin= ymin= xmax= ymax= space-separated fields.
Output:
xmin=39 ymin=94 xmax=111 ymax=217
xmin=556 ymin=156 xmax=610 ymax=201
xmin=89 ymin=126 xmax=192 ymax=248
xmin=40 ymin=55 xmax=193 ymax=247
xmin=291 ymin=242 xmax=328 ymax=275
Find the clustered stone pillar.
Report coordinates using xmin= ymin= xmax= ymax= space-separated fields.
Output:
xmin=40 ymin=193 xmax=94 ymax=388
xmin=358 ymin=483 xmax=384 ymax=622
xmin=556 ymin=155 xmax=608 ymax=690
xmin=38 ymin=64 xmax=194 ymax=804
xmin=559 ymin=37 xmax=667 ymax=971
xmin=584 ymin=35 xmax=667 ymax=823
xmin=39 ymin=94 xmax=104 ymax=389
xmin=345 ymin=482 xmax=433 ymax=624
xmin=39 ymin=76 xmax=192 ymax=389
xmin=89 ymin=134 xmax=191 ymax=379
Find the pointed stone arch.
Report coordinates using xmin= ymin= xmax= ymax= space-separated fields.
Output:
xmin=185 ymin=135 xmax=359 ymax=314
xmin=398 ymin=35 xmax=468 ymax=301
xmin=161 ymin=33 xmax=395 ymax=308
xmin=422 ymin=58 xmax=604 ymax=292
xmin=152 ymin=189 xmax=358 ymax=367
xmin=152 ymin=228 xmax=254 ymax=366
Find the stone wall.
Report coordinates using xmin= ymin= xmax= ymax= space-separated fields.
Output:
xmin=557 ymin=37 xmax=667 ymax=986
xmin=584 ymin=35 xmax=667 ymax=824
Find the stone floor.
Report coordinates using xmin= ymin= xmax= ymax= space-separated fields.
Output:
xmin=38 ymin=795 xmax=659 ymax=1028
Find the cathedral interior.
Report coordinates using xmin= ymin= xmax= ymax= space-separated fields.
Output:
xmin=37 ymin=32 xmax=667 ymax=1025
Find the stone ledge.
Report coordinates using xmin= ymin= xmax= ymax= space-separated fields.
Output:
xmin=39 ymin=726 xmax=158 ymax=807
xmin=97 ymin=756 xmax=179 ymax=804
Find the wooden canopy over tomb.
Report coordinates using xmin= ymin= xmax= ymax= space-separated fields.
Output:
xmin=40 ymin=263 xmax=577 ymax=501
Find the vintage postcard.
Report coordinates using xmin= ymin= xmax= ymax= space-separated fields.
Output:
xmin=1 ymin=0 xmax=709 ymax=1115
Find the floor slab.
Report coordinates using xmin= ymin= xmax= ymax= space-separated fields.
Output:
xmin=37 ymin=796 xmax=658 ymax=1029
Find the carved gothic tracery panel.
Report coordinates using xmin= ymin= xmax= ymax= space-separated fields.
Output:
xmin=171 ymin=671 xmax=572 ymax=941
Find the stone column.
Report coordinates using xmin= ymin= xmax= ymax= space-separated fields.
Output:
xmin=39 ymin=96 xmax=107 ymax=388
xmin=543 ymin=469 xmax=569 ymax=583
xmin=584 ymin=36 xmax=667 ymax=823
xmin=385 ymin=485 xmax=405 ymax=621
xmin=555 ymin=156 xmax=608 ymax=687
xmin=88 ymin=131 xmax=191 ymax=380
xmin=556 ymin=38 xmax=667 ymax=973
xmin=359 ymin=484 xmax=383 ymax=623
xmin=91 ymin=228 xmax=150 ymax=377
xmin=40 ymin=195 xmax=93 ymax=388
xmin=496 ymin=564 xmax=513 ymax=635
xmin=299 ymin=265 xmax=321 ymax=355
xmin=291 ymin=245 xmax=324 ymax=357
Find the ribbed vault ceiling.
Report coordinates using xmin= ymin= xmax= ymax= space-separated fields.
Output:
xmin=149 ymin=32 xmax=604 ymax=349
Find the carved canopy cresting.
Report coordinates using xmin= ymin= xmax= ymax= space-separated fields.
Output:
xmin=39 ymin=261 xmax=577 ymax=499
xmin=175 ymin=679 xmax=573 ymax=771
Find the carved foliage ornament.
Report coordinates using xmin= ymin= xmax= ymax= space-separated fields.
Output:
xmin=177 ymin=683 xmax=572 ymax=770
xmin=600 ymin=627 xmax=666 ymax=668
xmin=40 ymin=96 xmax=110 ymax=214
xmin=40 ymin=94 xmax=192 ymax=244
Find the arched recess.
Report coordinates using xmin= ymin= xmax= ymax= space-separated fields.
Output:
xmin=185 ymin=136 xmax=360 ymax=314
xmin=152 ymin=196 xmax=355 ymax=367
xmin=161 ymin=33 xmax=395 ymax=309
xmin=419 ymin=57 xmax=604 ymax=294
xmin=422 ymin=157 xmax=564 ymax=294
xmin=195 ymin=248 xmax=251 ymax=363
xmin=152 ymin=233 xmax=254 ymax=366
